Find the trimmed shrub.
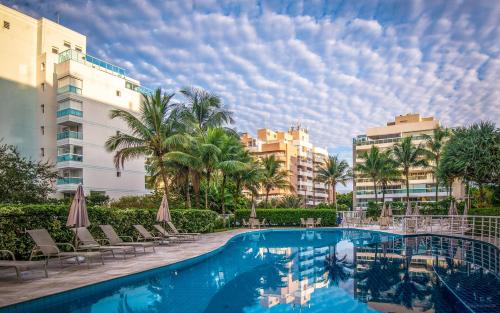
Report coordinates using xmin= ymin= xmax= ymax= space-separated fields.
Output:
xmin=234 ymin=208 xmax=337 ymax=226
xmin=0 ymin=205 xmax=219 ymax=259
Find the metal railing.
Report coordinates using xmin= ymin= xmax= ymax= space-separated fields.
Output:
xmin=353 ymin=134 xmax=428 ymax=146
xmin=57 ymin=85 xmax=82 ymax=95
xmin=356 ymin=187 xmax=448 ymax=195
xmin=338 ymin=212 xmax=500 ymax=248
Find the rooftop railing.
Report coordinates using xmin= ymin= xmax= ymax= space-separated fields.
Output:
xmin=356 ymin=187 xmax=448 ymax=195
xmin=353 ymin=134 xmax=428 ymax=146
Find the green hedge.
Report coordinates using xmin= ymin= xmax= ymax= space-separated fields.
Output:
xmin=234 ymin=209 xmax=337 ymax=226
xmin=0 ymin=205 xmax=220 ymax=260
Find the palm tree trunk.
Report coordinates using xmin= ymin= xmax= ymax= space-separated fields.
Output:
xmin=192 ymin=171 xmax=200 ymax=208
xmin=159 ymin=164 xmax=170 ymax=204
xmin=205 ymin=171 xmax=211 ymax=209
xmin=234 ymin=178 xmax=241 ymax=207
xmin=221 ymin=174 xmax=226 ymax=215
xmin=332 ymin=182 xmax=337 ymax=209
xmin=328 ymin=184 xmax=333 ymax=204
xmin=435 ymin=175 xmax=439 ymax=206
xmin=373 ymin=179 xmax=378 ymax=204
xmin=265 ymin=189 xmax=270 ymax=208
xmin=382 ymin=183 xmax=386 ymax=204
xmin=405 ymin=168 xmax=410 ymax=202
xmin=186 ymin=171 xmax=191 ymax=209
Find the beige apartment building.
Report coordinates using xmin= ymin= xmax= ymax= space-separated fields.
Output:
xmin=0 ymin=5 xmax=147 ymax=198
xmin=352 ymin=113 xmax=464 ymax=208
xmin=241 ymin=125 xmax=329 ymax=206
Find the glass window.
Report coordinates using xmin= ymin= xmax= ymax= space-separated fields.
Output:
xmin=75 ymin=46 xmax=82 ymax=52
xmin=63 ymin=41 xmax=71 ymax=48
xmin=58 ymin=76 xmax=83 ymax=89
xmin=3 ymin=21 xmax=9 ymax=29
xmin=41 ymin=126 xmax=45 ymax=135
xmin=41 ymin=104 xmax=44 ymax=113
xmin=41 ymin=62 xmax=45 ymax=71
xmin=52 ymin=47 xmax=59 ymax=54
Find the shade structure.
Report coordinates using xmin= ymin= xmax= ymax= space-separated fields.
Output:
xmin=66 ymin=185 xmax=90 ymax=228
xmin=405 ymin=201 xmax=413 ymax=216
xmin=156 ymin=193 xmax=171 ymax=223
xmin=448 ymin=200 xmax=458 ymax=216
xmin=250 ymin=201 xmax=257 ymax=219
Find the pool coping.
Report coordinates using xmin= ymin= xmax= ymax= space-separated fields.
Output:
xmin=1 ymin=227 xmax=498 ymax=310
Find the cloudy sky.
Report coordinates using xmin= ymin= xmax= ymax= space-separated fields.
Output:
xmin=4 ymin=0 xmax=499 ymax=165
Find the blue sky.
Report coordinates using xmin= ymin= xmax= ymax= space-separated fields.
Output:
xmin=4 ymin=0 xmax=499 ymax=170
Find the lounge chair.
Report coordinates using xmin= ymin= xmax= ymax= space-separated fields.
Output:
xmin=300 ymin=218 xmax=306 ymax=227
xmin=241 ymin=219 xmax=249 ymax=228
xmin=315 ymin=218 xmax=322 ymax=227
xmin=153 ymin=224 xmax=192 ymax=242
xmin=27 ymin=229 xmax=103 ymax=268
xmin=166 ymin=221 xmax=201 ymax=240
xmin=74 ymin=227 xmax=136 ymax=258
xmin=134 ymin=225 xmax=170 ymax=245
xmin=0 ymin=250 xmax=47 ymax=280
xmin=99 ymin=225 xmax=156 ymax=253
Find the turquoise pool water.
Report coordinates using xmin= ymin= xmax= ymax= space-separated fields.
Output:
xmin=2 ymin=229 xmax=498 ymax=313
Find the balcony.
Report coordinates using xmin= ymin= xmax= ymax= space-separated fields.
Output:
xmin=57 ymin=108 xmax=83 ymax=118
xmin=57 ymin=131 xmax=82 ymax=140
xmin=57 ymin=85 xmax=82 ymax=95
xmin=353 ymin=134 xmax=428 ymax=146
xmin=59 ymin=49 xmax=126 ymax=76
xmin=57 ymin=177 xmax=83 ymax=185
xmin=356 ymin=187 xmax=448 ymax=196
xmin=57 ymin=154 xmax=83 ymax=162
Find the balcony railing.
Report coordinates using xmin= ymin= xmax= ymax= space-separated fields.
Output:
xmin=57 ymin=177 xmax=83 ymax=185
xmin=57 ymin=154 xmax=83 ymax=162
xmin=57 ymin=131 xmax=83 ymax=140
xmin=57 ymin=85 xmax=82 ymax=95
xmin=58 ymin=49 xmax=126 ymax=76
xmin=56 ymin=108 xmax=83 ymax=118
xmin=356 ymin=187 xmax=448 ymax=195
xmin=353 ymin=134 xmax=428 ymax=146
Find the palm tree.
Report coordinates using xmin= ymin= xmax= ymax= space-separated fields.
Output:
xmin=423 ymin=127 xmax=449 ymax=204
xmin=356 ymin=146 xmax=384 ymax=204
xmin=315 ymin=155 xmax=352 ymax=208
xmin=216 ymin=134 xmax=248 ymax=214
xmin=260 ymin=155 xmax=293 ymax=207
xmin=179 ymin=87 xmax=233 ymax=133
xmin=392 ymin=136 xmax=428 ymax=202
xmin=105 ymin=88 xmax=183 ymax=203
xmin=378 ymin=152 xmax=401 ymax=204
xmin=235 ymin=162 xmax=262 ymax=205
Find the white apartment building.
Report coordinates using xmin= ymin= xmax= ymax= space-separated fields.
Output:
xmin=0 ymin=5 xmax=147 ymax=199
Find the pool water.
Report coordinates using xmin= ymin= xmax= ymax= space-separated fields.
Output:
xmin=2 ymin=229 xmax=499 ymax=313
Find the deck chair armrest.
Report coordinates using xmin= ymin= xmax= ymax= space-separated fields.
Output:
xmin=96 ymin=238 xmax=110 ymax=246
xmin=119 ymin=236 xmax=134 ymax=242
xmin=0 ymin=250 xmax=16 ymax=261
xmin=56 ymin=242 xmax=77 ymax=252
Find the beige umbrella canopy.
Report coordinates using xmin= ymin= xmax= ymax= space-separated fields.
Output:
xmin=387 ymin=203 xmax=393 ymax=218
xmin=413 ymin=203 xmax=420 ymax=216
xmin=66 ymin=185 xmax=90 ymax=228
xmin=463 ymin=200 xmax=469 ymax=216
xmin=156 ymin=193 xmax=171 ymax=223
xmin=250 ymin=201 xmax=257 ymax=219
xmin=380 ymin=202 xmax=388 ymax=219
xmin=405 ymin=201 xmax=413 ymax=216
xmin=448 ymin=200 xmax=458 ymax=215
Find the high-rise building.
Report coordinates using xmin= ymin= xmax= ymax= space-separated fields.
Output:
xmin=0 ymin=5 xmax=148 ymax=199
xmin=241 ymin=125 xmax=329 ymax=206
xmin=352 ymin=113 xmax=464 ymax=208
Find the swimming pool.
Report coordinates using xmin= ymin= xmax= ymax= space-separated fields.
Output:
xmin=1 ymin=229 xmax=499 ymax=312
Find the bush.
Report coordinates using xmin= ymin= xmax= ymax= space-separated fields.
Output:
xmin=234 ymin=208 xmax=337 ymax=226
xmin=0 ymin=204 xmax=219 ymax=260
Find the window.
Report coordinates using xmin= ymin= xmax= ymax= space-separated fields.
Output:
xmin=41 ymin=126 xmax=45 ymax=135
xmin=75 ymin=46 xmax=82 ymax=52
xmin=116 ymin=171 xmax=121 ymax=178
xmin=41 ymin=83 xmax=45 ymax=91
xmin=41 ymin=62 xmax=45 ymax=71
xmin=3 ymin=21 xmax=10 ymax=29
xmin=40 ymin=148 xmax=45 ymax=157
xmin=116 ymin=90 xmax=121 ymax=97
xmin=40 ymin=104 xmax=45 ymax=113
xmin=52 ymin=47 xmax=59 ymax=54
xmin=116 ymin=130 xmax=121 ymax=136
xmin=63 ymin=41 xmax=71 ymax=48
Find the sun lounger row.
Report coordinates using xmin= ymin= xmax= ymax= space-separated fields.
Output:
xmin=0 ymin=222 xmax=200 ymax=281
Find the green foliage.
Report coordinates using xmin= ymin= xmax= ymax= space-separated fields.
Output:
xmin=315 ymin=155 xmax=352 ymax=205
xmin=0 ymin=204 xmax=219 ymax=260
xmin=336 ymin=192 xmax=353 ymax=209
xmin=276 ymin=195 xmax=304 ymax=208
xmin=0 ymin=143 xmax=58 ymax=204
xmin=234 ymin=208 xmax=337 ymax=226
xmin=86 ymin=192 xmax=110 ymax=207
xmin=109 ymin=193 xmax=164 ymax=209
xmin=366 ymin=201 xmax=381 ymax=218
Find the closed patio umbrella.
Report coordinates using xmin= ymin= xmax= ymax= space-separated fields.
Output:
xmin=156 ymin=193 xmax=171 ymax=223
xmin=462 ymin=200 xmax=469 ymax=216
xmin=448 ymin=200 xmax=458 ymax=215
xmin=380 ymin=202 xmax=387 ymax=219
xmin=387 ymin=203 xmax=393 ymax=218
xmin=250 ymin=201 xmax=257 ymax=219
xmin=413 ymin=204 xmax=420 ymax=216
xmin=405 ymin=201 xmax=413 ymax=216
xmin=66 ymin=184 xmax=90 ymax=249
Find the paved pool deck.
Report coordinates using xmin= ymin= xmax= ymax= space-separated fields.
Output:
xmin=0 ymin=228 xmax=254 ymax=308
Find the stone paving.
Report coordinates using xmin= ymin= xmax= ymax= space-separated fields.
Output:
xmin=0 ymin=228 xmax=252 ymax=308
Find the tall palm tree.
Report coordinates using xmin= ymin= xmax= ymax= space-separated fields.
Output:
xmin=260 ymin=155 xmax=293 ymax=207
xmin=179 ymin=87 xmax=233 ymax=133
xmin=392 ymin=136 xmax=429 ymax=202
xmin=423 ymin=127 xmax=449 ymax=204
xmin=378 ymin=152 xmax=401 ymax=204
xmin=356 ymin=146 xmax=384 ymax=204
xmin=315 ymin=155 xmax=352 ymax=207
xmin=105 ymin=88 xmax=183 ymax=203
